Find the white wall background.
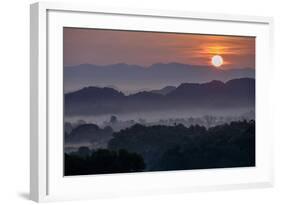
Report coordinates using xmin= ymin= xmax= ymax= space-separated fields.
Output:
xmin=0 ymin=0 xmax=280 ymax=204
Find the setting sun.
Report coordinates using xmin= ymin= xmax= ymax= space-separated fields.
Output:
xmin=211 ymin=55 xmax=224 ymax=67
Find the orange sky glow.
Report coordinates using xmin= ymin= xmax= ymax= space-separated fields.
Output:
xmin=64 ymin=28 xmax=255 ymax=69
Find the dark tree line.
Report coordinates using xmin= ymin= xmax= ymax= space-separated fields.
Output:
xmin=65 ymin=120 xmax=255 ymax=175
xmin=108 ymin=120 xmax=255 ymax=171
xmin=65 ymin=148 xmax=145 ymax=176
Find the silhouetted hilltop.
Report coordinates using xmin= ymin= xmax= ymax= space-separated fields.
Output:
xmin=66 ymin=86 xmax=125 ymax=103
xmin=65 ymin=78 xmax=255 ymax=116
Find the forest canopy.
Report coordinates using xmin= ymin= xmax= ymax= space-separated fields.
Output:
xmin=65 ymin=120 xmax=255 ymax=175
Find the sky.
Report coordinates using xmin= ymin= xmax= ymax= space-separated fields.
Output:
xmin=64 ymin=27 xmax=255 ymax=69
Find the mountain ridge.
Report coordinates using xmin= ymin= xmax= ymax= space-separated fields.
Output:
xmin=64 ymin=63 xmax=255 ymax=93
xmin=65 ymin=78 xmax=255 ymax=116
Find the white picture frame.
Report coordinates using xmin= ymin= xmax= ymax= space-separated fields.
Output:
xmin=30 ymin=2 xmax=274 ymax=202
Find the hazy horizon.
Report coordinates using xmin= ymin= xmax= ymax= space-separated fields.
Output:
xmin=64 ymin=28 xmax=255 ymax=69
xmin=64 ymin=62 xmax=255 ymax=69
xmin=64 ymin=28 xmax=255 ymax=93
xmin=64 ymin=76 xmax=255 ymax=95
xmin=64 ymin=62 xmax=255 ymax=93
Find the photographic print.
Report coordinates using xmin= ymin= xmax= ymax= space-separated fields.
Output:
xmin=63 ymin=28 xmax=255 ymax=176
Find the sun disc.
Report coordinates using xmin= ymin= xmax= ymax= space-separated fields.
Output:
xmin=211 ymin=55 xmax=223 ymax=67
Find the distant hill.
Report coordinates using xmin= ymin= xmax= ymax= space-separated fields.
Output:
xmin=151 ymin=86 xmax=176 ymax=95
xmin=64 ymin=63 xmax=255 ymax=93
xmin=65 ymin=87 xmax=125 ymax=103
xmin=65 ymin=78 xmax=255 ymax=116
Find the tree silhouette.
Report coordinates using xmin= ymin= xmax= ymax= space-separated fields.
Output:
xmin=65 ymin=120 xmax=255 ymax=175
xmin=110 ymin=115 xmax=118 ymax=124
xmin=65 ymin=148 xmax=145 ymax=176
xmin=108 ymin=121 xmax=255 ymax=171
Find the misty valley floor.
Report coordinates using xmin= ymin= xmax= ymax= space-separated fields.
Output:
xmin=64 ymin=120 xmax=255 ymax=176
xmin=63 ymin=78 xmax=255 ymax=176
